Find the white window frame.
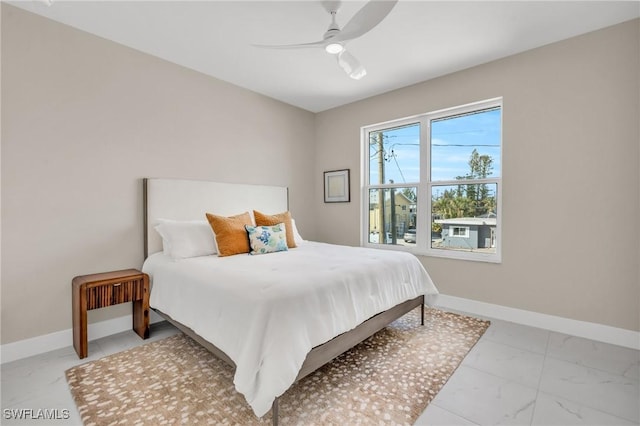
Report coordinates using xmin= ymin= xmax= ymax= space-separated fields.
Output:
xmin=450 ymin=226 xmax=470 ymax=238
xmin=361 ymin=98 xmax=502 ymax=263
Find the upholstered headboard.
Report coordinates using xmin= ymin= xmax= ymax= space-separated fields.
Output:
xmin=143 ymin=178 xmax=289 ymax=258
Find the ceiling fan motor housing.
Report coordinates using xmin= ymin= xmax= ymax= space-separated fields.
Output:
xmin=324 ymin=11 xmax=341 ymax=40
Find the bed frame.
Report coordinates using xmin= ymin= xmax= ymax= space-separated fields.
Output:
xmin=142 ymin=178 xmax=424 ymax=425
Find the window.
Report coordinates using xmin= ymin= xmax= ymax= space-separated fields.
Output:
xmin=451 ymin=227 xmax=470 ymax=238
xmin=362 ymin=98 xmax=502 ymax=262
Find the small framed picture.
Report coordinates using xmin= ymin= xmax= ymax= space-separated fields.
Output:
xmin=324 ymin=169 xmax=350 ymax=203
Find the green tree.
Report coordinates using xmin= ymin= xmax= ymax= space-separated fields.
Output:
xmin=434 ymin=150 xmax=495 ymax=219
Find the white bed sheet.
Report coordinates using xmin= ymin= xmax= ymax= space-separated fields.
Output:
xmin=143 ymin=241 xmax=438 ymax=417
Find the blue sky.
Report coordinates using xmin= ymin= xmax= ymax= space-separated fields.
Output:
xmin=369 ymin=108 xmax=501 ymax=185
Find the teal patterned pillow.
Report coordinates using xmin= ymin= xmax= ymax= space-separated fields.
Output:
xmin=245 ymin=223 xmax=289 ymax=255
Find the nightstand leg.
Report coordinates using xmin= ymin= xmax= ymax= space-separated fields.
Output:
xmin=73 ymin=287 xmax=88 ymax=359
xmin=132 ymin=275 xmax=150 ymax=339
xmin=133 ymin=300 xmax=149 ymax=339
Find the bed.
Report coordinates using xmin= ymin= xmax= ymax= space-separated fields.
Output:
xmin=141 ymin=178 xmax=438 ymax=424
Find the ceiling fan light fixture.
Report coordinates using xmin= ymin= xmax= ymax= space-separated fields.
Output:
xmin=325 ymin=43 xmax=344 ymax=54
xmin=350 ymin=67 xmax=367 ymax=80
xmin=338 ymin=49 xmax=367 ymax=80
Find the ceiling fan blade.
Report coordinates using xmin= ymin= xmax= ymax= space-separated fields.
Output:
xmin=253 ymin=39 xmax=327 ymax=49
xmin=334 ymin=0 xmax=398 ymax=43
xmin=337 ymin=49 xmax=367 ymax=80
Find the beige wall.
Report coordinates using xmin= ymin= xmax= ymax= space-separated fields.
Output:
xmin=1 ymin=5 xmax=316 ymax=344
xmin=2 ymin=5 xmax=638 ymax=346
xmin=315 ymin=19 xmax=640 ymax=332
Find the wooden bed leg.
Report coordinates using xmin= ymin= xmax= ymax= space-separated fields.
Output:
xmin=272 ymin=397 xmax=279 ymax=426
xmin=421 ymin=302 xmax=425 ymax=326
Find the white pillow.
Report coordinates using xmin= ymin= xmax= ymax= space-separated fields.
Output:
xmin=291 ymin=219 xmax=305 ymax=246
xmin=155 ymin=219 xmax=216 ymax=259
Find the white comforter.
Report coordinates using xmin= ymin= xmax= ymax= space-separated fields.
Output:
xmin=143 ymin=241 xmax=438 ymax=417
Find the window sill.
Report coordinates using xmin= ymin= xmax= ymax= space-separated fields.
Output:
xmin=362 ymin=242 xmax=502 ymax=264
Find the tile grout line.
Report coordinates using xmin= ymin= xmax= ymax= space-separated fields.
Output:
xmin=528 ymin=328 xmax=552 ymax=425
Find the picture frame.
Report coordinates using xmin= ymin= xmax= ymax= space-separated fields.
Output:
xmin=324 ymin=169 xmax=350 ymax=203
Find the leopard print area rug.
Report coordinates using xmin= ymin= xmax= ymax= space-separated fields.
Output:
xmin=66 ymin=308 xmax=489 ymax=425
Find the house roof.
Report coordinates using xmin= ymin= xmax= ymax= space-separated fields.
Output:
xmin=435 ymin=217 xmax=497 ymax=226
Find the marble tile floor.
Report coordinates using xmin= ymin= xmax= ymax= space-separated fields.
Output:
xmin=2 ymin=312 xmax=638 ymax=425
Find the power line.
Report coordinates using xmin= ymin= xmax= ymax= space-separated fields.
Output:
xmin=433 ymin=144 xmax=500 ymax=147
xmin=391 ymin=150 xmax=406 ymax=183
xmin=387 ymin=142 xmax=500 ymax=147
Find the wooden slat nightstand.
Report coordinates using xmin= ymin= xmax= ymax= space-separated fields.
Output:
xmin=72 ymin=269 xmax=150 ymax=359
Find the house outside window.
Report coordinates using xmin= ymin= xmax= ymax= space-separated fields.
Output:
xmin=362 ymin=98 xmax=502 ymax=262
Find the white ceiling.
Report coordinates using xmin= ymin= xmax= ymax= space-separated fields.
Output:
xmin=9 ymin=0 xmax=640 ymax=112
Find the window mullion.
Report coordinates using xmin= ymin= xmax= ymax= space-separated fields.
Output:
xmin=416 ymin=116 xmax=431 ymax=250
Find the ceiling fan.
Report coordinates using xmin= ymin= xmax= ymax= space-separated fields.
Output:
xmin=255 ymin=0 xmax=398 ymax=80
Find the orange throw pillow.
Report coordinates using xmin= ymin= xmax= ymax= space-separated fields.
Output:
xmin=205 ymin=212 xmax=253 ymax=257
xmin=254 ymin=210 xmax=296 ymax=248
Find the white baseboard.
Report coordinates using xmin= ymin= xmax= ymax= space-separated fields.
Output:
xmin=430 ymin=294 xmax=640 ymax=350
xmin=2 ymin=296 xmax=638 ymax=364
xmin=1 ymin=311 xmax=165 ymax=364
